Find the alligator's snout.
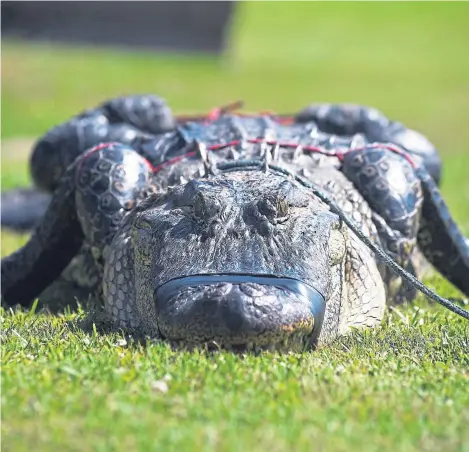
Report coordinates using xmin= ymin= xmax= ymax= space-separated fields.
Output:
xmin=154 ymin=275 xmax=325 ymax=351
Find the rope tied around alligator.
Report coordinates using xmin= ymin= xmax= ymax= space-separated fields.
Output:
xmin=157 ymin=132 xmax=468 ymax=321
xmin=82 ymin=108 xmax=468 ymax=320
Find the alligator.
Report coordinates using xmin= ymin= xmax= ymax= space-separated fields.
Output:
xmin=2 ymin=95 xmax=469 ymax=351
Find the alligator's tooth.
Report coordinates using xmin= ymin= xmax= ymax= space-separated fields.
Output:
xmin=259 ymin=142 xmax=271 ymax=172
xmin=239 ymin=140 xmax=249 ymax=152
xmin=309 ymin=125 xmax=319 ymax=139
xmin=195 ymin=140 xmax=208 ymax=161
xmin=351 ymin=133 xmax=366 ymax=148
xmin=271 ymin=143 xmax=280 ymax=162
xmin=228 ymin=146 xmax=239 ymax=160
xmin=293 ymin=145 xmax=303 ymax=162
xmin=311 ymin=153 xmax=322 ymax=164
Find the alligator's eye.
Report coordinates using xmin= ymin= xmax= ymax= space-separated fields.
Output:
xmin=134 ymin=214 xmax=153 ymax=231
xmin=192 ymin=192 xmax=221 ymax=223
xmin=258 ymin=194 xmax=290 ymax=224
xmin=277 ymin=197 xmax=290 ymax=222
xmin=193 ymin=192 xmax=206 ymax=222
xmin=258 ymin=198 xmax=275 ymax=218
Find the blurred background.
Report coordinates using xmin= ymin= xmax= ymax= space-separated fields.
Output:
xmin=1 ymin=1 xmax=468 ymax=231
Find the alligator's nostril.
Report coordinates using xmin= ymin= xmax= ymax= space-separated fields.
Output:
xmin=259 ymin=219 xmax=273 ymax=237
xmin=210 ymin=282 xmax=232 ymax=297
xmin=221 ymin=299 xmax=244 ymax=333
xmin=218 ymin=287 xmax=246 ymax=333
xmin=239 ymin=283 xmax=266 ymax=297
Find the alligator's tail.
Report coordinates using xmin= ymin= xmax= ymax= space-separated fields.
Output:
xmin=1 ymin=187 xmax=52 ymax=232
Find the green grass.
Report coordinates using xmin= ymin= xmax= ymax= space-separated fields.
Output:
xmin=2 ymin=304 xmax=469 ymax=451
xmin=1 ymin=2 xmax=469 ymax=451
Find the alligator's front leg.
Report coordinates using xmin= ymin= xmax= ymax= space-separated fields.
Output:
xmin=1 ymin=143 xmax=153 ymax=309
xmin=41 ymin=142 xmax=157 ymax=310
xmin=340 ymin=145 xmax=469 ymax=299
xmin=37 ymin=244 xmax=102 ymax=312
xmin=416 ymin=169 xmax=469 ymax=297
xmin=339 ymin=145 xmax=424 ymax=303
xmin=295 ymin=103 xmax=442 ymax=185
xmin=1 ymin=164 xmax=84 ymax=307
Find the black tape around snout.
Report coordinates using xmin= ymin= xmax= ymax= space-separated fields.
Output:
xmin=155 ymin=274 xmax=326 ymax=346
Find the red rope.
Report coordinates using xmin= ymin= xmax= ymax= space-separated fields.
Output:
xmin=77 ymin=141 xmax=122 ymax=173
xmin=176 ymin=101 xmax=295 ymax=126
xmin=151 ymin=139 xmax=416 ymax=174
xmin=80 ymin=103 xmax=417 ymax=177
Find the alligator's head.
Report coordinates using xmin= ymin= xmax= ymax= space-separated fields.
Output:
xmin=105 ymin=170 xmax=383 ymax=351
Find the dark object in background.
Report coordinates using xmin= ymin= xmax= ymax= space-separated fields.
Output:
xmin=1 ymin=1 xmax=236 ymax=54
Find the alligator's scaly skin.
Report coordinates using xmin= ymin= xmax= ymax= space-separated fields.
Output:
xmin=2 ymin=95 xmax=468 ymax=351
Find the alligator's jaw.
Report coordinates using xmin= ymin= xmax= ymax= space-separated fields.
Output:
xmin=154 ymin=274 xmax=325 ymax=352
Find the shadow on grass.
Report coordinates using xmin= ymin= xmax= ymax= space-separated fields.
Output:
xmin=3 ymin=291 xmax=468 ymax=364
